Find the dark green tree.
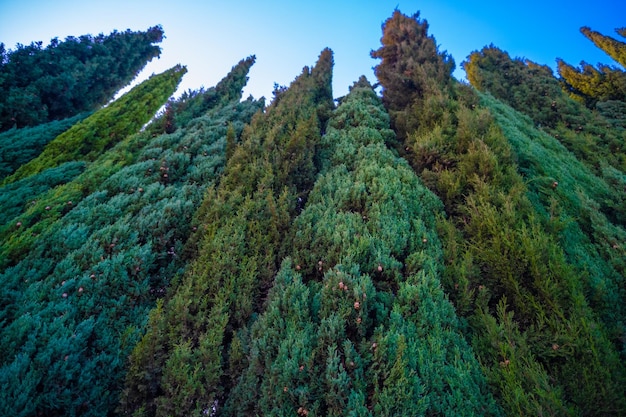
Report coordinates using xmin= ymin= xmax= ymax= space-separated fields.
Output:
xmin=0 ymin=26 xmax=163 ymax=131
xmin=0 ymin=58 xmax=261 ymax=417
xmin=222 ymin=79 xmax=500 ymax=417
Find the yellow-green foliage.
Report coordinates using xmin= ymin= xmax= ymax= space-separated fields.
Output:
xmin=557 ymin=26 xmax=626 ymax=104
xmin=4 ymin=65 xmax=186 ymax=185
xmin=464 ymin=46 xmax=626 ymax=197
xmin=0 ymin=66 xmax=185 ymax=270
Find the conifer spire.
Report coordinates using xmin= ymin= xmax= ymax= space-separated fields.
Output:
xmin=557 ymin=26 xmax=626 ymax=104
xmin=0 ymin=26 xmax=165 ymax=131
xmin=121 ymin=49 xmax=334 ymax=417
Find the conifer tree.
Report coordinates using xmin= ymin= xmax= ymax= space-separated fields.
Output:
xmin=120 ymin=49 xmax=334 ymax=417
xmin=373 ymin=10 xmax=626 ymax=416
xmin=0 ymin=112 xmax=90 ymax=180
xmin=557 ymin=26 xmax=626 ymax=105
xmin=0 ymin=26 xmax=164 ymax=131
xmin=221 ymin=78 xmax=500 ymax=416
xmin=0 ymin=65 xmax=186 ymax=271
xmin=464 ymin=46 xmax=626 ymax=223
xmin=0 ymin=59 xmax=261 ymax=417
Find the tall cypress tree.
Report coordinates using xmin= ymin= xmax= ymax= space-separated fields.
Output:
xmin=373 ymin=10 xmax=626 ymax=416
xmin=0 ymin=66 xmax=186 ymax=272
xmin=221 ymin=78 xmax=500 ymax=416
xmin=0 ymin=59 xmax=260 ymax=417
xmin=0 ymin=26 xmax=164 ymax=131
xmin=120 ymin=49 xmax=334 ymax=417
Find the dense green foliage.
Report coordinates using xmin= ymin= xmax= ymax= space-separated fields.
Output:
xmin=0 ymin=58 xmax=261 ymax=417
xmin=463 ymin=43 xmax=626 ymax=346
xmin=120 ymin=49 xmax=334 ymax=417
xmin=0 ymin=113 xmax=90 ymax=179
xmin=0 ymin=26 xmax=163 ymax=131
xmin=464 ymin=46 xmax=626 ymax=178
xmin=3 ymin=65 xmax=185 ymax=185
xmin=2 ymin=11 xmax=625 ymax=417
xmin=373 ymin=10 xmax=626 ymax=416
xmin=219 ymin=79 xmax=500 ymax=416
xmin=0 ymin=65 xmax=186 ymax=270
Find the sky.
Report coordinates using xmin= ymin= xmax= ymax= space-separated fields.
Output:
xmin=1 ymin=0 xmax=625 ymax=101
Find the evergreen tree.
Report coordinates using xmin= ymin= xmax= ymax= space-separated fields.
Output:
xmin=120 ymin=49 xmax=334 ymax=416
xmin=0 ymin=59 xmax=261 ymax=417
xmin=464 ymin=45 xmax=626 ymax=224
xmin=0 ymin=112 xmax=90 ymax=180
xmin=0 ymin=65 xmax=185 ymax=270
xmin=373 ymin=10 xmax=626 ymax=416
xmin=222 ymin=78 xmax=500 ymax=416
xmin=557 ymin=26 xmax=626 ymax=104
xmin=0 ymin=26 xmax=164 ymax=131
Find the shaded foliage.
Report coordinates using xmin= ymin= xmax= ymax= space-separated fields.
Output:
xmin=0 ymin=59 xmax=261 ymax=417
xmin=0 ymin=26 xmax=163 ymax=131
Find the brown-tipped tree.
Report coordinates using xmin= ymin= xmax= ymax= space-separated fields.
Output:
xmin=373 ymin=10 xmax=626 ymax=416
xmin=371 ymin=10 xmax=455 ymax=140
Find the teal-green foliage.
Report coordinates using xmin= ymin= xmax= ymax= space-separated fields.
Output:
xmin=0 ymin=60 xmax=261 ymax=417
xmin=0 ymin=66 xmax=185 ymax=270
xmin=222 ymin=79 xmax=500 ymax=416
xmin=481 ymin=92 xmax=626 ymax=346
xmin=373 ymin=10 xmax=626 ymax=416
xmin=0 ymin=26 xmax=163 ymax=130
xmin=0 ymin=113 xmax=90 ymax=179
xmin=120 ymin=49 xmax=334 ymax=417
xmin=0 ymin=161 xmax=85 ymax=227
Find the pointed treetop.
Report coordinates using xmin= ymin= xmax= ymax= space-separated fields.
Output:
xmin=580 ymin=26 xmax=626 ymax=67
xmin=215 ymin=55 xmax=256 ymax=103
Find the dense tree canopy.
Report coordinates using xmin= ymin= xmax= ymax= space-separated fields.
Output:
xmin=0 ymin=58 xmax=261 ymax=417
xmin=0 ymin=65 xmax=186 ymax=271
xmin=0 ymin=26 xmax=163 ymax=131
xmin=374 ymin=10 xmax=625 ymax=416
xmin=120 ymin=49 xmax=334 ymax=417
xmin=1 ymin=11 xmax=625 ymax=417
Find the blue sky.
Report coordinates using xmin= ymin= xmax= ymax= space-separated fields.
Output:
xmin=1 ymin=0 xmax=624 ymax=100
